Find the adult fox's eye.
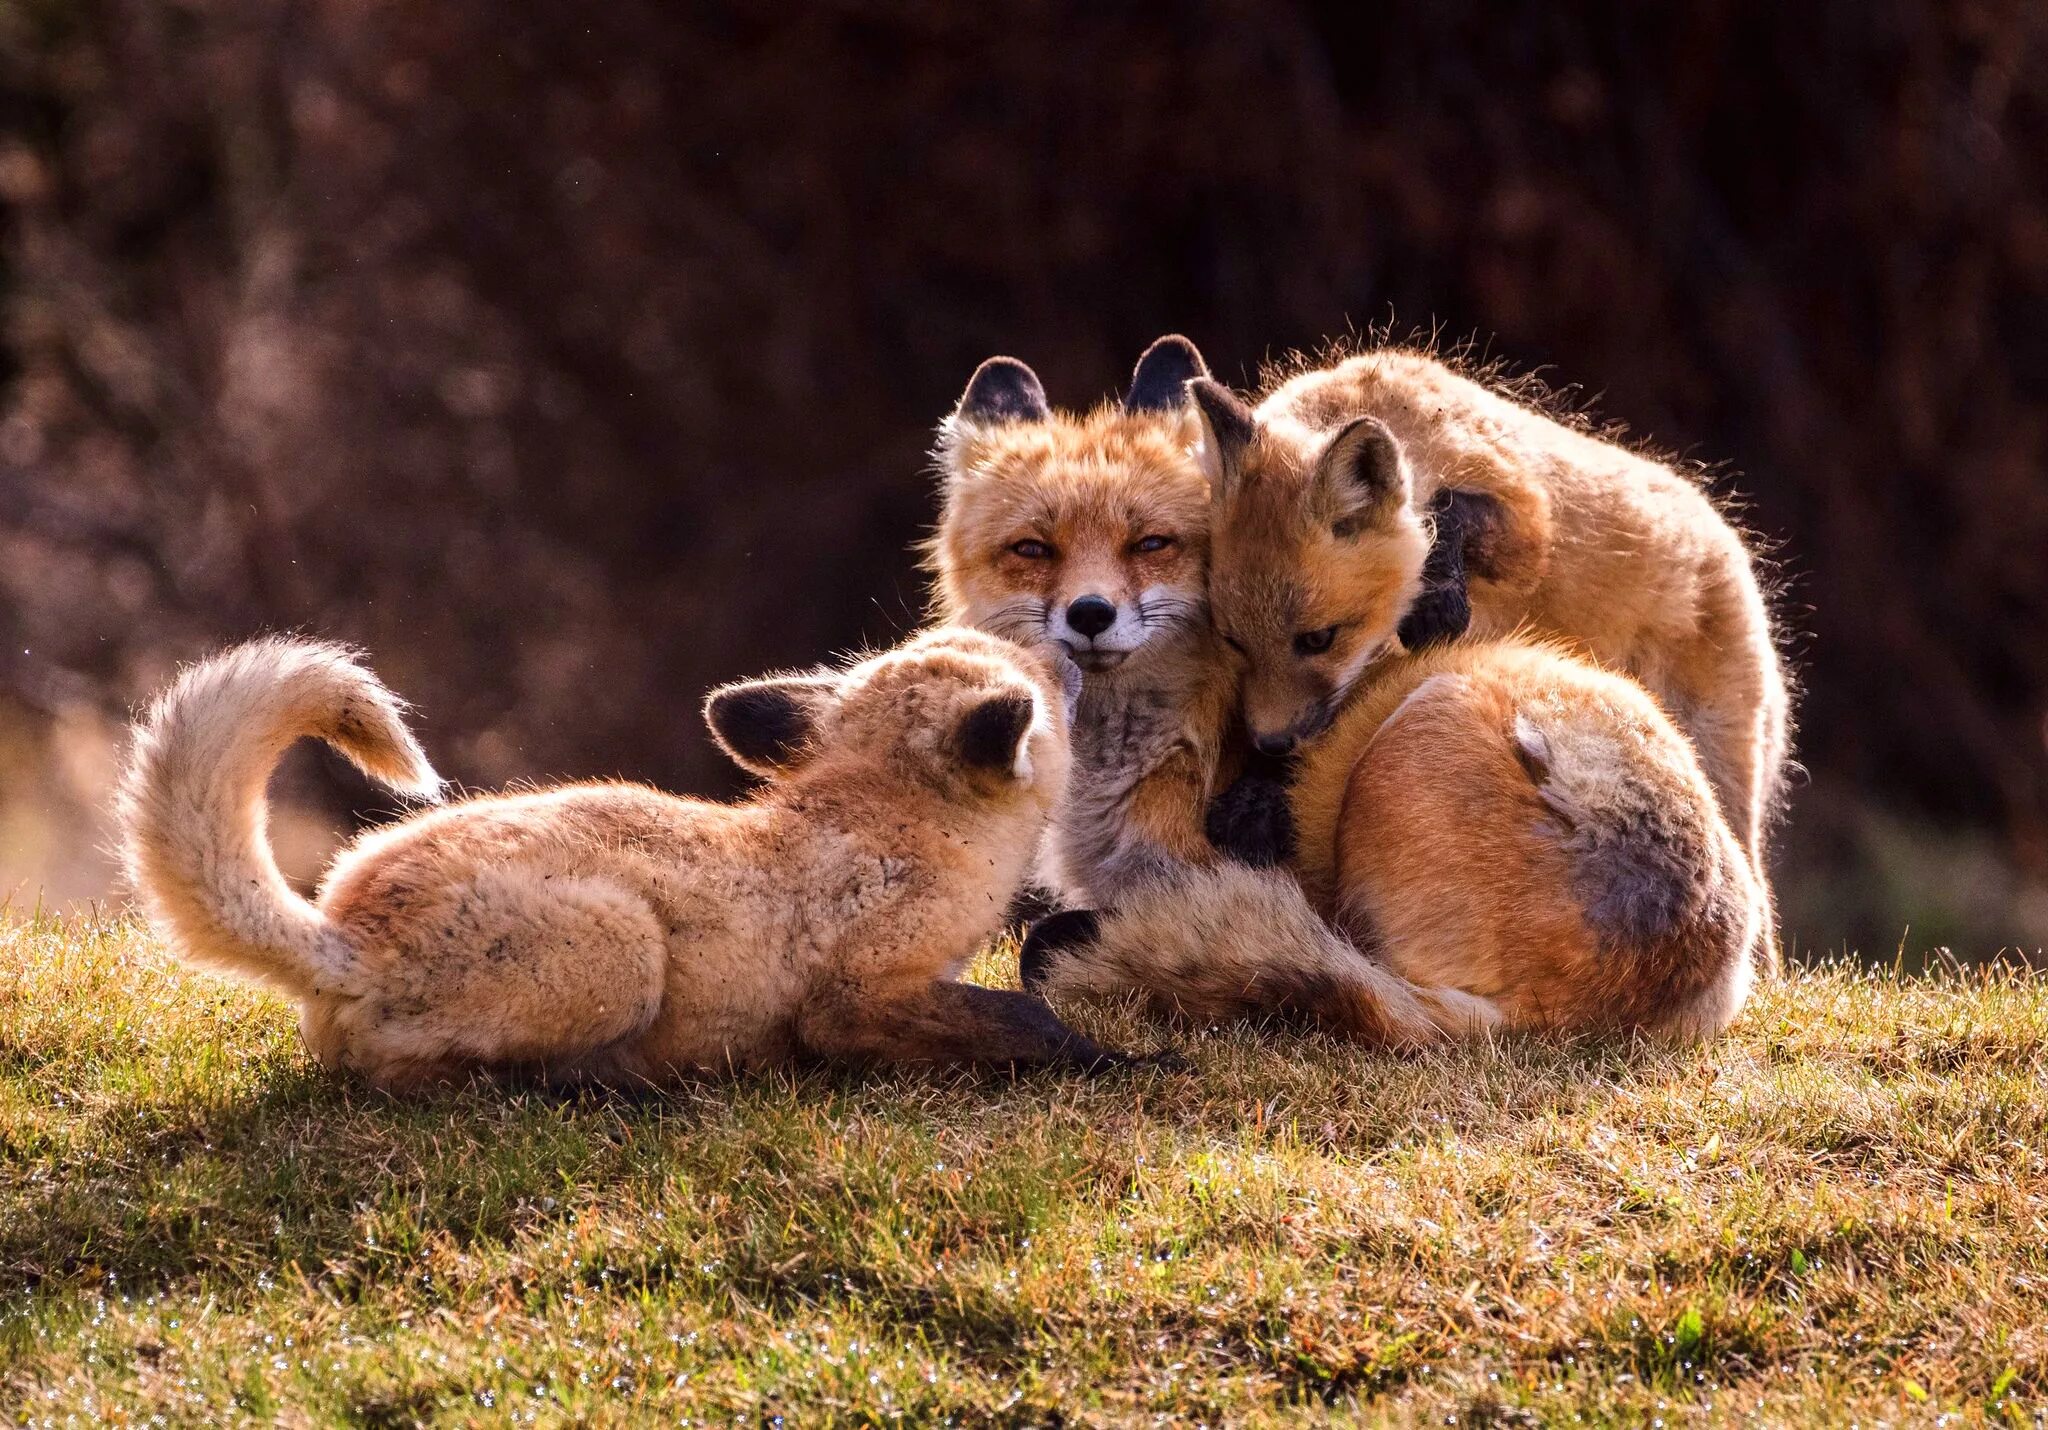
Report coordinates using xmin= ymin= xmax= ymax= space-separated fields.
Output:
xmin=1131 ymin=534 xmax=1175 ymax=554
xmin=1293 ymin=625 xmax=1339 ymax=656
xmin=1008 ymin=539 xmax=1055 ymax=560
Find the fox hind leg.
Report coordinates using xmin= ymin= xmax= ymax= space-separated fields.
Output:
xmin=330 ymin=869 xmax=667 ymax=1089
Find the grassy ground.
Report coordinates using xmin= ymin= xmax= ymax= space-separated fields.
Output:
xmin=2 ymin=913 xmax=2045 ymax=1426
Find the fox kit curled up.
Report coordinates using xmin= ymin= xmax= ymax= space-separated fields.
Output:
xmin=1032 ymin=368 xmax=1771 ymax=1043
xmin=118 ymin=630 xmax=1134 ymax=1092
xmin=1195 ymin=349 xmax=1791 ymax=904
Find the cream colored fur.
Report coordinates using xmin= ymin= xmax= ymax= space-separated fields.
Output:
xmin=118 ymin=630 xmax=1128 ymax=1092
xmin=117 ymin=638 xmax=444 ymax=997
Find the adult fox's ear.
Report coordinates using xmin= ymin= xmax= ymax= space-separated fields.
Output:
xmin=952 ymin=356 xmax=1051 ymax=427
xmin=703 ymin=673 xmax=843 ymax=777
xmin=937 ymin=356 xmax=1052 ymax=478
xmin=1315 ymin=415 xmax=1412 ymax=536
xmin=1123 ymin=334 xmax=1209 ymax=414
xmin=1188 ymin=377 xmax=1257 ymax=497
xmin=955 ymin=689 xmax=1039 ymax=780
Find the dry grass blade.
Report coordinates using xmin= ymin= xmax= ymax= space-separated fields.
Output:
xmin=2 ymin=913 xmax=2044 ymax=1423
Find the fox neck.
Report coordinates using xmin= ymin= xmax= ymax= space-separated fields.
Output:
xmin=1071 ymin=621 xmax=1224 ymax=713
xmin=762 ymin=767 xmax=1036 ymax=864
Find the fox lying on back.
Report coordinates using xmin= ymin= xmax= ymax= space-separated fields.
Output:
xmin=118 ymin=631 xmax=1131 ymax=1092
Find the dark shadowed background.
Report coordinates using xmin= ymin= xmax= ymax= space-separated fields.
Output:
xmin=1 ymin=1 xmax=2043 ymax=959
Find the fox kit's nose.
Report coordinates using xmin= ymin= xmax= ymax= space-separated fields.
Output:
xmin=1253 ymin=732 xmax=1298 ymax=758
xmin=1065 ymin=595 xmax=1117 ymax=639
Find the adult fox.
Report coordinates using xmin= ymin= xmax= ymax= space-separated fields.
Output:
xmin=937 ymin=339 xmax=1770 ymax=1041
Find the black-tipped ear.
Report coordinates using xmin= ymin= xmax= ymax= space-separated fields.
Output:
xmin=955 ymin=689 xmax=1037 ymax=776
xmin=1188 ymin=377 xmax=1256 ymax=492
xmin=1316 ymin=415 xmax=1412 ymax=536
xmin=1124 ymin=335 xmax=1209 ymax=414
xmin=703 ymin=674 xmax=841 ymax=777
xmin=954 ymin=356 xmax=1051 ymax=426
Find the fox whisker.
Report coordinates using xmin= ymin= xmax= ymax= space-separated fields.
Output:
xmin=978 ymin=597 xmax=1049 ymax=645
xmin=1136 ymin=594 xmax=1205 ymax=632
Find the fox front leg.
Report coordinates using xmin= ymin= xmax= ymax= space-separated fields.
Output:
xmin=1397 ymin=488 xmax=1483 ymax=651
xmin=800 ymin=978 xmax=1137 ymax=1074
xmin=1203 ymin=751 xmax=1296 ymax=867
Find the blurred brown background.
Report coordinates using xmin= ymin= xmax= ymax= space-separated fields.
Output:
xmin=2 ymin=1 xmax=2043 ymax=960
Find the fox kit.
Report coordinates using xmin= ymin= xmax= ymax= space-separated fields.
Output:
xmin=1028 ymin=411 xmax=1771 ymax=1042
xmin=930 ymin=336 xmax=1277 ymax=904
xmin=1189 ymin=349 xmax=1791 ymax=896
xmin=118 ymin=631 xmax=1134 ymax=1092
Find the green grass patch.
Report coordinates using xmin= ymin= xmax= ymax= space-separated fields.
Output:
xmin=3 ymin=911 xmax=2046 ymax=1423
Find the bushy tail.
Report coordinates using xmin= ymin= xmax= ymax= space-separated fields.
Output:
xmin=1029 ymin=864 xmax=1500 ymax=1046
xmin=1510 ymin=696 xmax=1763 ymax=1036
xmin=116 ymin=638 xmax=443 ymax=997
xmin=1510 ymin=702 xmax=1729 ymax=950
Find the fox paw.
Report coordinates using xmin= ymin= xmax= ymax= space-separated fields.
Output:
xmin=1397 ymin=579 xmax=1472 ymax=651
xmin=1019 ymin=909 xmax=1102 ymax=993
xmin=1205 ymin=773 xmax=1296 ymax=867
xmin=1002 ymin=882 xmax=1064 ymax=930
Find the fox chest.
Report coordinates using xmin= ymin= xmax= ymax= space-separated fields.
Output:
xmin=1068 ymin=683 xmax=1200 ymax=791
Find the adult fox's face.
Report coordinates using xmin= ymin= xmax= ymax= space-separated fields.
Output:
xmin=1193 ymin=380 xmax=1431 ymax=755
xmin=931 ymin=341 xmax=1215 ymax=675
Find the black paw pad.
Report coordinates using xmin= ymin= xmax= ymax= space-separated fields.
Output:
xmin=1019 ymin=909 xmax=1102 ymax=993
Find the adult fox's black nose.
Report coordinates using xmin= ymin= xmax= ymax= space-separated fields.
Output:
xmin=1253 ymin=732 xmax=1297 ymax=758
xmin=1065 ymin=595 xmax=1117 ymax=638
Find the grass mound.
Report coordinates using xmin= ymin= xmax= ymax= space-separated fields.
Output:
xmin=3 ymin=912 xmax=2044 ymax=1423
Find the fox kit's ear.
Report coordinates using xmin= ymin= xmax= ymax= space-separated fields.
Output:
xmin=953 ymin=356 xmax=1051 ymax=427
xmin=704 ymin=674 xmax=842 ymax=777
xmin=955 ymin=689 xmax=1039 ymax=780
xmin=1315 ymin=415 xmax=1412 ymax=537
xmin=1124 ymin=334 xmax=1209 ymax=415
xmin=1188 ymin=377 xmax=1256 ymax=496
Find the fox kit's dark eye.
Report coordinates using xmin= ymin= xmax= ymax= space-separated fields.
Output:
xmin=1293 ymin=625 xmax=1339 ymax=656
xmin=1008 ymin=539 xmax=1055 ymax=560
xmin=1131 ymin=534 xmax=1176 ymax=554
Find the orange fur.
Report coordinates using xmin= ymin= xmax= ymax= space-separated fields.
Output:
xmin=929 ymin=351 xmax=1249 ymax=903
xmin=957 ymin=340 xmax=1769 ymax=1043
xmin=1301 ymin=642 xmax=1763 ymax=1037
xmin=1224 ymin=348 xmax=1791 ymax=931
xmin=1052 ymin=646 xmax=1766 ymax=1045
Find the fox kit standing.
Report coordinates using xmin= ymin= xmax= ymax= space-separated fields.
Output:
xmin=1203 ymin=349 xmax=1791 ymax=894
xmin=119 ymin=630 xmax=1133 ymax=1092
